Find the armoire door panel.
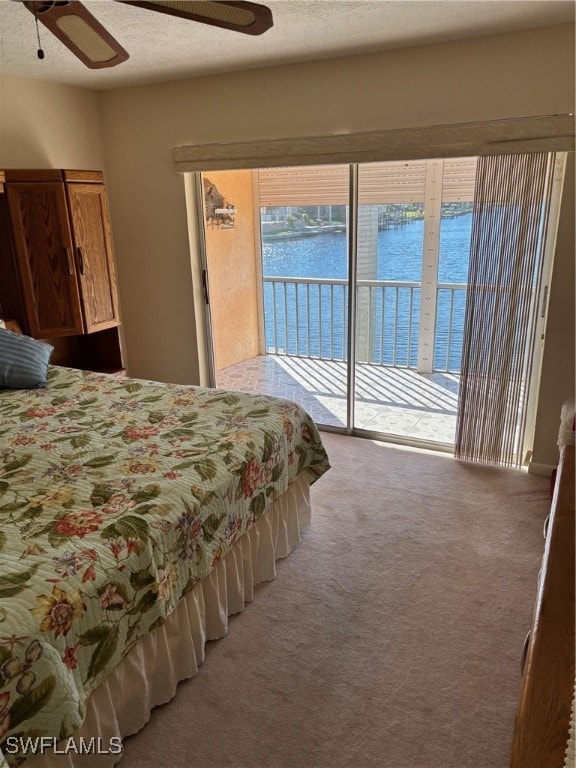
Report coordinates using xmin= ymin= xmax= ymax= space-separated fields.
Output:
xmin=66 ymin=184 xmax=120 ymax=332
xmin=5 ymin=183 xmax=84 ymax=336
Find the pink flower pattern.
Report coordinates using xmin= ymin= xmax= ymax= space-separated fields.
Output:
xmin=0 ymin=365 xmax=329 ymax=765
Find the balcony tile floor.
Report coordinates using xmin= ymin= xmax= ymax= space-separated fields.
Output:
xmin=217 ymin=355 xmax=459 ymax=445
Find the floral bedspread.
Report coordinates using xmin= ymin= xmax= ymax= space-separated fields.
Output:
xmin=0 ymin=367 xmax=330 ymax=766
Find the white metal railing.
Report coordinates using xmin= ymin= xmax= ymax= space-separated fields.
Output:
xmin=262 ymin=276 xmax=467 ymax=373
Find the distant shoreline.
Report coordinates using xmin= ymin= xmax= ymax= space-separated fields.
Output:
xmin=262 ymin=228 xmax=345 ymax=241
xmin=262 ymin=210 xmax=471 ymax=241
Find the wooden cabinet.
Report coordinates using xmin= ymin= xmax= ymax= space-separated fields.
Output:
xmin=0 ymin=169 xmax=124 ymax=373
xmin=66 ymin=181 xmax=120 ymax=334
xmin=6 ymin=179 xmax=85 ymax=337
xmin=509 ymin=445 xmax=575 ymax=768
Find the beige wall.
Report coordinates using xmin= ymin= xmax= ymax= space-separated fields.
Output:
xmin=204 ymin=170 xmax=260 ymax=372
xmin=0 ymin=73 xmax=105 ymax=169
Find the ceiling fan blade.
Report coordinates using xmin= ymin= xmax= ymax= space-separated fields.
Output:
xmin=116 ymin=0 xmax=273 ymax=36
xmin=22 ymin=1 xmax=129 ymax=68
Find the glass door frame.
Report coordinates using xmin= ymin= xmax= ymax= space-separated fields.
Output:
xmin=345 ymin=164 xmax=358 ymax=437
xmin=193 ymin=163 xmax=456 ymax=452
xmin=343 ymin=162 xmax=455 ymax=452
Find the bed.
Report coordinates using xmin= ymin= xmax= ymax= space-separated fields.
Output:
xmin=0 ymin=363 xmax=330 ymax=768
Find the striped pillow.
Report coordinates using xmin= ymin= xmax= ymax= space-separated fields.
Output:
xmin=0 ymin=329 xmax=54 ymax=388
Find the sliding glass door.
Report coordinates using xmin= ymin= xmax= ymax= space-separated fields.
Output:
xmin=352 ymin=159 xmax=476 ymax=445
xmin=260 ymin=208 xmax=350 ymax=428
xmin=209 ymin=164 xmax=351 ymax=429
xmin=201 ymin=153 xmax=564 ymax=460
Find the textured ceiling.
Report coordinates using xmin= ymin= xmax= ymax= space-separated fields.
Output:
xmin=0 ymin=0 xmax=574 ymax=91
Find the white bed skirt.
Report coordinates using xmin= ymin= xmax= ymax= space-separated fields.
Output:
xmin=21 ymin=473 xmax=312 ymax=768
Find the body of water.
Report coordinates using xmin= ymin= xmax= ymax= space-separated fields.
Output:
xmin=262 ymin=212 xmax=472 ymax=372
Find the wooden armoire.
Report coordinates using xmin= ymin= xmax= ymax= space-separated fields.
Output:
xmin=0 ymin=169 xmax=125 ymax=373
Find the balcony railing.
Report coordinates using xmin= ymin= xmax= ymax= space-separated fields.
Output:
xmin=263 ymin=277 xmax=467 ymax=373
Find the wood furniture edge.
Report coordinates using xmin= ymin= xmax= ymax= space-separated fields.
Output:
xmin=2 ymin=169 xmax=103 ymax=184
xmin=62 ymin=170 xmax=104 ymax=183
xmin=510 ymin=443 xmax=575 ymax=767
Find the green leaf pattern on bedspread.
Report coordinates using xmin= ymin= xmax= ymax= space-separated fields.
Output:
xmin=0 ymin=367 xmax=330 ymax=765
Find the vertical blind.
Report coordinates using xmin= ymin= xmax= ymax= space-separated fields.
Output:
xmin=455 ymin=152 xmax=556 ymax=467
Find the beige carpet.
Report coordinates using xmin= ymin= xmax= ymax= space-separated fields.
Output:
xmin=120 ymin=433 xmax=549 ymax=768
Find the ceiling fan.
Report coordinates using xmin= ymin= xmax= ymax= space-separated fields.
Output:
xmin=19 ymin=0 xmax=274 ymax=69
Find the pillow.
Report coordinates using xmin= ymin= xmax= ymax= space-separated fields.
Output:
xmin=0 ymin=328 xmax=54 ymax=389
